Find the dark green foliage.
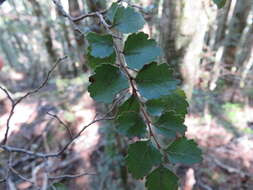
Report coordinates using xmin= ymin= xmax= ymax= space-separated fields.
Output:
xmin=88 ymin=64 xmax=128 ymax=103
xmin=154 ymin=111 xmax=186 ymax=138
xmin=106 ymin=3 xmax=145 ymax=33
xmin=125 ymin=140 xmax=162 ymax=179
xmin=166 ymin=137 xmax=202 ymax=164
xmin=124 ymin=32 xmax=161 ymax=70
xmin=145 ymin=166 xmax=179 ymax=190
xmin=146 ymin=89 xmax=189 ymax=117
xmin=116 ymin=96 xmax=146 ymax=137
xmin=136 ymin=63 xmax=179 ymax=100
xmin=87 ymin=2 xmax=202 ymax=189
xmin=86 ymin=32 xmax=114 ymax=58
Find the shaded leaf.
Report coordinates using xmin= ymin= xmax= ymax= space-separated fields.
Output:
xmin=145 ymin=166 xmax=178 ymax=190
xmin=116 ymin=112 xmax=146 ymax=137
xmin=124 ymin=32 xmax=161 ymax=70
xmin=126 ymin=140 xmax=162 ymax=179
xmin=116 ymin=96 xmax=146 ymax=137
xmin=146 ymin=89 xmax=189 ymax=117
xmin=88 ymin=64 xmax=129 ymax=103
xmin=166 ymin=137 xmax=202 ymax=164
xmin=154 ymin=111 xmax=186 ymax=138
xmin=86 ymin=32 xmax=114 ymax=58
xmin=136 ymin=63 xmax=179 ymax=100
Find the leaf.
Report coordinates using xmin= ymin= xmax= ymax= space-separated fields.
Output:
xmin=124 ymin=32 xmax=162 ymax=70
xmin=136 ymin=63 xmax=179 ymax=100
xmin=126 ymin=140 xmax=162 ymax=179
xmin=117 ymin=95 xmax=140 ymax=114
xmin=116 ymin=112 xmax=147 ymax=137
xmin=110 ymin=5 xmax=145 ymax=33
xmin=106 ymin=2 xmax=119 ymax=23
xmin=87 ymin=50 xmax=116 ymax=69
xmin=154 ymin=111 xmax=186 ymax=138
xmin=145 ymin=166 xmax=178 ymax=190
xmin=116 ymin=96 xmax=146 ymax=137
xmin=88 ymin=64 xmax=129 ymax=104
xmin=86 ymin=32 xmax=114 ymax=58
xmin=213 ymin=0 xmax=226 ymax=8
xmin=146 ymin=89 xmax=189 ymax=117
xmin=166 ymin=137 xmax=202 ymax=165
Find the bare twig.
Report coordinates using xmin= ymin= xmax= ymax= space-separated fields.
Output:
xmin=9 ymin=167 xmax=34 ymax=184
xmin=0 ymin=56 xmax=67 ymax=145
xmin=47 ymin=112 xmax=74 ymax=139
xmin=49 ymin=172 xmax=95 ymax=180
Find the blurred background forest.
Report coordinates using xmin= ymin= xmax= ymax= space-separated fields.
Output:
xmin=0 ymin=0 xmax=253 ymax=189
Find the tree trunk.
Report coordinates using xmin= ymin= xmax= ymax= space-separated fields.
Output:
xmin=68 ymin=0 xmax=88 ymax=72
xmin=160 ymin=0 xmax=183 ymax=78
xmin=221 ymin=0 xmax=252 ymax=69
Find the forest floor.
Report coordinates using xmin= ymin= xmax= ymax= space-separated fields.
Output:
xmin=1 ymin=72 xmax=253 ymax=190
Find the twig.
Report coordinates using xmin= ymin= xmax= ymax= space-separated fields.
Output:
xmin=9 ymin=167 xmax=34 ymax=184
xmin=49 ymin=172 xmax=95 ymax=180
xmin=47 ymin=112 xmax=74 ymax=140
xmin=0 ymin=56 xmax=67 ymax=145
xmin=0 ymin=116 xmax=114 ymax=158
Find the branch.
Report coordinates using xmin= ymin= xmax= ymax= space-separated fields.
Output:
xmin=49 ymin=172 xmax=95 ymax=180
xmin=47 ymin=112 xmax=73 ymax=140
xmin=0 ymin=56 xmax=67 ymax=145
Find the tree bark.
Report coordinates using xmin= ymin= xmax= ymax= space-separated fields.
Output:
xmin=221 ymin=0 xmax=252 ymax=69
xmin=68 ymin=0 xmax=88 ymax=72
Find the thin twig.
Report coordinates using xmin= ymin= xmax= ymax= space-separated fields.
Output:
xmin=49 ymin=172 xmax=95 ymax=180
xmin=0 ymin=56 xmax=67 ymax=145
xmin=47 ymin=112 xmax=74 ymax=140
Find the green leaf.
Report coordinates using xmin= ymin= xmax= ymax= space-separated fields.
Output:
xmin=111 ymin=5 xmax=145 ymax=33
xmin=86 ymin=32 xmax=114 ymax=58
xmin=106 ymin=2 xmax=119 ymax=23
xmin=116 ymin=112 xmax=147 ymax=137
xmin=88 ymin=64 xmax=129 ymax=103
xmin=136 ymin=63 xmax=179 ymax=100
xmin=145 ymin=166 xmax=178 ymax=190
xmin=87 ymin=50 xmax=116 ymax=69
xmin=124 ymin=32 xmax=162 ymax=70
xmin=116 ymin=96 xmax=146 ymax=137
xmin=146 ymin=89 xmax=189 ymax=117
xmin=117 ymin=95 xmax=140 ymax=114
xmin=213 ymin=0 xmax=226 ymax=8
xmin=166 ymin=137 xmax=202 ymax=165
xmin=126 ymin=140 xmax=162 ymax=179
xmin=154 ymin=111 xmax=186 ymax=138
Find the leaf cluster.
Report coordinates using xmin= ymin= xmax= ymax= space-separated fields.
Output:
xmin=86 ymin=2 xmax=202 ymax=189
